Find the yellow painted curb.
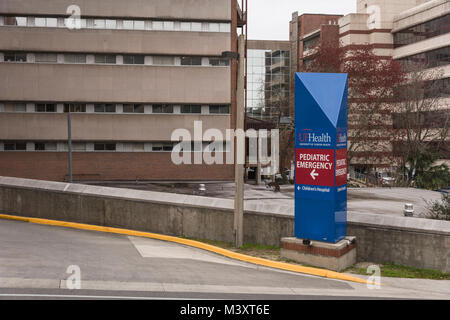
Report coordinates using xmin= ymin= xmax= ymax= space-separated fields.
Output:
xmin=0 ymin=213 xmax=373 ymax=285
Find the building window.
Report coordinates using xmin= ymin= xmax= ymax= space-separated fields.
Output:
xmin=105 ymin=19 xmax=116 ymax=29
xmin=4 ymin=142 xmax=26 ymax=151
xmin=35 ymin=17 xmax=57 ymax=27
xmin=122 ymin=20 xmax=133 ymax=30
xmin=219 ymin=23 xmax=230 ymax=32
xmin=94 ymin=54 xmax=117 ymax=64
xmin=72 ymin=142 xmax=86 ymax=151
xmin=181 ymin=105 xmax=202 ymax=114
xmin=93 ymin=19 xmax=106 ymax=29
xmin=1 ymin=16 xmax=232 ymax=33
xmin=153 ymin=56 xmax=175 ymax=65
xmin=94 ymin=104 xmax=116 ymax=113
xmin=152 ymin=143 xmax=174 ymax=152
xmin=35 ymin=53 xmax=57 ymax=63
xmin=47 ymin=18 xmax=58 ymax=27
xmin=4 ymin=16 xmax=27 ymax=26
xmin=3 ymin=103 xmax=26 ymax=112
xmin=64 ymin=104 xmax=86 ymax=113
xmin=35 ymin=104 xmax=56 ymax=112
xmin=134 ymin=21 xmax=145 ymax=30
xmin=180 ymin=56 xmax=202 ymax=66
xmin=151 ymin=21 xmax=163 ymax=30
xmin=122 ymin=142 xmax=146 ymax=152
xmin=209 ymin=23 xmax=220 ymax=32
xmin=209 ymin=105 xmax=230 ymax=114
xmin=191 ymin=22 xmax=202 ymax=32
xmin=394 ymin=14 xmax=450 ymax=48
xmin=209 ymin=58 xmax=230 ymax=66
xmin=180 ymin=22 xmax=191 ymax=31
xmin=425 ymin=77 xmax=450 ymax=98
xmin=247 ymin=49 xmax=291 ymax=121
xmin=35 ymin=142 xmax=57 ymax=151
xmin=4 ymin=52 xmax=27 ymax=62
xmin=123 ymin=104 xmax=144 ymax=113
xmin=399 ymin=46 xmax=450 ymax=69
xmin=152 ymin=104 xmax=174 ymax=114
xmin=64 ymin=54 xmax=87 ymax=63
xmin=123 ymin=55 xmax=145 ymax=65
xmin=64 ymin=18 xmax=87 ymax=29
xmin=94 ymin=143 xmax=116 ymax=151
xmin=303 ymin=35 xmax=320 ymax=52
xmin=91 ymin=19 xmax=116 ymax=29
xmin=122 ymin=20 xmax=144 ymax=30
xmin=163 ymin=21 xmax=174 ymax=31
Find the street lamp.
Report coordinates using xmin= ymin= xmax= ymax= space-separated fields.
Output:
xmin=67 ymin=110 xmax=73 ymax=183
xmin=222 ymin=34 xmax=245 ymax=248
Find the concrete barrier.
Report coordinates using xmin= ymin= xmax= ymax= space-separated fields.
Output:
xmin=0 ymin=176 xmax=449 ymax=272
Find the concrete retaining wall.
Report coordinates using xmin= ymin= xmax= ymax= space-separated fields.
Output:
xmin=0 ymin=176 xmax=449 ymax=272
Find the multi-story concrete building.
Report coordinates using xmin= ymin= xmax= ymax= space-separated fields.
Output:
xmin=0 ymin=0 xmax=246 ymax=182
xmin=391 ymin=0 xmax=450 ymax=163
xmin=246 ymin=40 xmax=290 ymax=126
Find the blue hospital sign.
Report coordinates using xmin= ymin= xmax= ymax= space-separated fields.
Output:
xmin=295 ymin=73 xmax=348 ymax=243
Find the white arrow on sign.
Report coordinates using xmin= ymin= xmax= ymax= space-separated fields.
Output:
xmin=310 ymin=169 xmax=319 ymax=180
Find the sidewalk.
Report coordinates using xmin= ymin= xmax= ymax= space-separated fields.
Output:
xmin=95 ymin=181 xmax=443 ymax=218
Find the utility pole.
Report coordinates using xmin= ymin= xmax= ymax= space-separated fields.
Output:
xmin=67 ymin=110 xmax=73 ymax=183
xmin=234 ymin=34 xmax=245 ymax=248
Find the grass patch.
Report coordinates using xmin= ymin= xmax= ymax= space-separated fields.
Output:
xmin=346 ymin=263 xmax=450 ymax=280
xmin=239 ymin=243 xmax=280 ymax=251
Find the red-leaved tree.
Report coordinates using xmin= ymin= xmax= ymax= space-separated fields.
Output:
xmin=303 ymin=41 xmax=406 ymax=173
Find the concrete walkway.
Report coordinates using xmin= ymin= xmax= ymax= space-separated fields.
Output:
xmin=95 ymin=181 xmax=444 ymax=218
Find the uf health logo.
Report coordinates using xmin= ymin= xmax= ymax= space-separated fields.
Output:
xmin=297 ymin=129 xmax=333 ymax=149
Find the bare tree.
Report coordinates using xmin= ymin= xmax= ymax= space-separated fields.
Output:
xmin=393 ymin=65 xmax=450 ymax=189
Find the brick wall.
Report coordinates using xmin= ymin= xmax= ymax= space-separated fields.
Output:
xmin=0 ymin=152 xmax=234 ymax=182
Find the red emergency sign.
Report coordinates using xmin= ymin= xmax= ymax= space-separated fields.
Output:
xmin=295 ymin=149 xmax=335 ymax=187
xmin=335 ymin=148 xmax=347 ymax=186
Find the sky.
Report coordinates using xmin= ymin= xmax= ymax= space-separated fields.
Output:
xmin=247 ymin=0 xmax=357 ymax=41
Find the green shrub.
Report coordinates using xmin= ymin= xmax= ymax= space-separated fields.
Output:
xmin=426 ymin=193 xmax=450 ymax=221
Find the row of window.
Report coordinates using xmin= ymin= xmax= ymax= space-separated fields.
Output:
xmin=426 ymin=77 xmax=450 ymax=98
xmin=394 ymin=77 xmax=450 ymax=99
xmin=393 ymin=109 xmax=450 ymax=129
xmin=0 ymin=16 xmax=231 ymax=33
xmin=1 ymin=52 xmax=230 ymax=67
xmin=0 ymin=103 xmax=231 ymax=115
xmin=303 ymin=35 xmax=320 ymax=52
xmin=0 ymin=141 xmax=229 ymax=153
xmin=0 ymin=142 xmax=168 ymax=152
xmin=393 ymin=14 xmax=450 ymax=48
xmin=399 ymin=46 xmax=450 ymax=69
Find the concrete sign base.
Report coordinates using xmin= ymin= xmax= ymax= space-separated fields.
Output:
xmin=280 ymin=237 xmax=357 ymax=272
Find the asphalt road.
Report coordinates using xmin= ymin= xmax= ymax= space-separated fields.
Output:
xmin=0 ymin=219 xmax=448 ymax=300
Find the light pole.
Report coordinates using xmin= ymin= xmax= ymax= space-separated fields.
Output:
xmin=67 ymin=110 xmax=73 ymax=183
xmin=223 ymin=34 xmax=246 ymax=248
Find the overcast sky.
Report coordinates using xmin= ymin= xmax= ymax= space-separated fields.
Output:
xmin=247 ymin=0 xmax=357 ymax=41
